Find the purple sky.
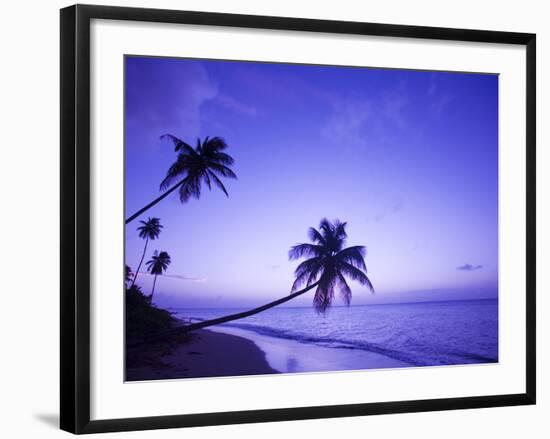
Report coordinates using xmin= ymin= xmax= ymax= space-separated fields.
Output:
xmin=125 ymin=56 xmax=498 ymax=308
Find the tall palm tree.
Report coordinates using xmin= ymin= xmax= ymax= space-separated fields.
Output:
xmin=178 ymin=219 xmax=374 ymax=333
xmin=145 ymin=250 xmax=171 ymax=301
xmin=125 ymin=136 xmax=237 ymax=224
xmin=131 ymin=217 xmax=163 ymax=287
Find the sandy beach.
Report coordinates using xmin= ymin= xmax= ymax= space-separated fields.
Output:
xmin=126 ymin=328 xmax=279 ymax=381
xmin=126 ymin=321 xmax=412 ymax=382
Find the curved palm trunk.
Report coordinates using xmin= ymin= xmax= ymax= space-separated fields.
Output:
xmin=131 ymin=238 xmax=148 ymax=287
xmin=150 ymin=275 xmax=158 ymax=301
xmin=125 ymin=179 xmax=186 ymax=224
xmin=179 ymin=281 xmax=320 ymax=333
xmin=127 ymin=282 xmax=321 ymax=349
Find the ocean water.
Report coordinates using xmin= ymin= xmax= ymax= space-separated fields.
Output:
xmin=172 ymin=299 xmax=498 ymax=371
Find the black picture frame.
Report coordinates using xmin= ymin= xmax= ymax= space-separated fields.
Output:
xmin=60 ymin=4 xmax=536 ymax=434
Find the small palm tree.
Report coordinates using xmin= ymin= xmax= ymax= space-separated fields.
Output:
xmin=125 ymin=265 xmax=133 ymax=287
xmin=145 ymin=250 xmax=171 ymax=301
xmin=177 ymin=219 xmax=373 ymax=333
xmin=125 ymin=136 xmax=237 ymax=224
xmin=131 ymin=217 xmax=163 ymax=287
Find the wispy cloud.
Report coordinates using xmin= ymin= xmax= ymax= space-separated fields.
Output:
xmin=381 ymin=91 xmax=408 ymax=129
xmin=431 ymin=94 xmax=455 ymax=118
xmin=428 ymin=72 xmax=438 ymax=96
xmin=367 ymin=200 xmax=405 ymax=223
xmin=320 ymin=80 xmax=413 ymax=152
xmin=321 ymin=100 xmax=372 ymax=147
xmin=126 ymin=58 xmax=218 ymax=144
xmin=138 ymin=272 xmax=207 ymax=282
xmin=456 ymin=264 xmax=483 ymax=271
xmin=427 ymin=72 xmax=455 ymax=118
xmin=215 ymin=94 xmax=257 ymax=116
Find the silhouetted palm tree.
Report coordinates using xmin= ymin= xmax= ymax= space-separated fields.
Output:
xmin=131 ymin=217 xmax=163 ymax=287
xmin=145 ymin=250 xmax=171 ymax=301
xmin=178 ymin=219 xmax=373 ymax=333
xmin=125 ymin=265 xmax=133 ymax=287
xmin=289 ymin=218 xmax=374 ymax=313
xmin=125 ymin=136 xmax=237 ymax=224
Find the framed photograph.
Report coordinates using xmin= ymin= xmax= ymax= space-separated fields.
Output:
xmin=60 ymin=4 xmax=536 ymax=434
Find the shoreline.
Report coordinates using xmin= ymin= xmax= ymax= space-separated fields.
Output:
xmin=210 ymin=325 xmax=410 ymax=373
xmin=126 ymin=328 xmax=279 ymax=381
xmin=126 ymin=322 xmax=410 ymax=382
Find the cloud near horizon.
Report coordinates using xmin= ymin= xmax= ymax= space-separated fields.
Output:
xmin=456 ymin=264 xmax=483 ymax=271
xmin=137 ymin=272 xmax=207 ymax=282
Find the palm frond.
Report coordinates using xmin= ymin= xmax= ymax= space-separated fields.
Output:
xmin=203 ymin=136 xmax=228 ymax=153
xmin=207 ymin=170 xmax=229 ymax=197
xmin=160 ymin=156 xmax=190 ymax=190
xmin=160 ymin=134 xmax=196 ymax=155
xmin=338 ymin=261 xmax=374 ymax=292
xmin=157 ymin=251 xmax=171 ymax=266
xmin=288 ymin=243 xmax=325 ymax=260
xmin=179 ymin=176 xmax=201 ymax=202
xmin=290 ymin=273 xmax=311 ymax=293
xmin=291 ymin=257 xmax=323 ymax=292
xmin=318 ymin=218 xmax=347 ymax=252
xmin=207 ymin=151 xmax=235 ymax=166
xmin=336 ymin=271 xmax=352 ymax=305
xmin=307 ymin=227 xmax=325 ymax=245
xmin=293 ymin=257 xmax=323 ymax=279
xmin=336 ymin=246 xmax=367 ymax=271
xmin=318 ymin=218 xmax=332 ymax=237
xmin=203 ymin=170 xmax=212 ymax=190
xmin=208 ymin=163 xmax=238 ymax=179
xmin=333 ymin=220 xmax=348 ymax=240
xmin=196 ymin=137 xmax=203 ymax=154
xmin=305 ymin=263 xmax=324 ymax=289
xmin=145 ymin=250 xmax=157 ymax=271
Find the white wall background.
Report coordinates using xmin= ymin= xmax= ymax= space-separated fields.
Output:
xmin=0 ymin=0 xmax=546 ymax=437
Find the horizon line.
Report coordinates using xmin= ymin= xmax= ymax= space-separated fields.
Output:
xmin=166 ymin=296 xmax=498 ymax=311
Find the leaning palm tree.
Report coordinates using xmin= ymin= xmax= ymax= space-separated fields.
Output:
xmin=125 ymin=136 xmax=237 ymax=224
xmin=145 ymin=250 xmax=171 ymax=301
xmin=178 ymin=219 xmax=374 ymax=333
xmin=131 ymin=217 xmax=163 ymax=287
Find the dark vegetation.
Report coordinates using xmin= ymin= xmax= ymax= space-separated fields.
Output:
xmin=125 ymin=284 xmax=177 ymax=345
